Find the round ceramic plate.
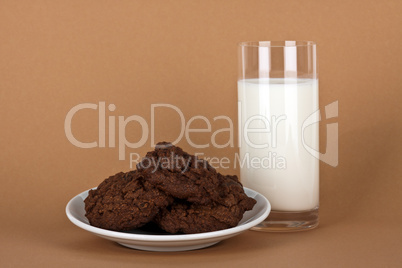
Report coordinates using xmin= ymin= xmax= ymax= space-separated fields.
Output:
xmin=66 ymin=187 xmax=270 ymax=252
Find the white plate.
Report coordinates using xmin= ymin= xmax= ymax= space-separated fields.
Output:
xmin=66 ymin=187 xmax=270 ymax=252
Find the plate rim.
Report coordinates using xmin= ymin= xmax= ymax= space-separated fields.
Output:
xmin=66 ymin=187 xmax=271 ymax=242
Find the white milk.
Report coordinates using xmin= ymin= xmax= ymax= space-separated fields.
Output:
xmin=238 ymin=78 xmax=319 ymax=211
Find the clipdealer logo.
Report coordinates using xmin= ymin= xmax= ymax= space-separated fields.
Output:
xmin=64 ymin=101 xmax=338 ymax=169
xmin=64 ymin=102 xmax=235 ymax=160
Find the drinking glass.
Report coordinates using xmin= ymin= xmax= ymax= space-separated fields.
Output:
xmin=238 ymin=41 xmax=319 ymax=231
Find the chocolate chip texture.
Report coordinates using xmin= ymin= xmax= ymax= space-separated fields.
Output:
xmin=154 ymin=173 xmax=256 ymax=233
xmin=138 ymin=142 xmax=256 ymax=233
xmin=84 ymin=171 xmax=172 ymax=231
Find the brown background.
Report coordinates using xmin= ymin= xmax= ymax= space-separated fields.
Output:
xmin=1 ymin=0 xmax=401 ymax=267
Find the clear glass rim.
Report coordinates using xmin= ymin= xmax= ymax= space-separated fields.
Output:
xmin=238 ymin=40 xmax=316 ymax=48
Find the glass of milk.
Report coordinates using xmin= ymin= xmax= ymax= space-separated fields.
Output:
xmin=238 ymin=41 xmax=319 ymax=231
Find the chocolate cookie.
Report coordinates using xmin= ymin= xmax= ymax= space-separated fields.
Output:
xmin=154 ymin=198 xmax=255 ymax=234
xmin=137 ymin=142 xmax=228 ymax=205
xmin=153 ymin=172 xmax=256 ymax=233
xmin=138 ymin=142 xmax=257 ymax=233
xmin=84 ymin=171 xmax=172 ymax=231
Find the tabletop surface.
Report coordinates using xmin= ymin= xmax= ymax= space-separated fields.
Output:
xmin=2 ymin=186 xmax=401 ymax=268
